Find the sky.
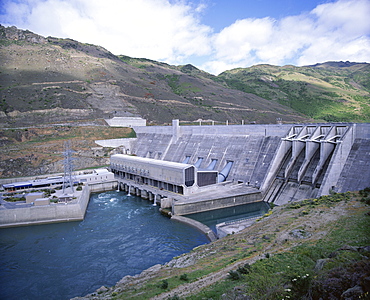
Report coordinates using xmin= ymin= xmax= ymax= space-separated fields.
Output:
xmin=0 ymin=0 xmax=369 ymax=75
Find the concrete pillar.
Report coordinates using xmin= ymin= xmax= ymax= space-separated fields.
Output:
xmin=129 ymin=185 xmax=135 ymax=195
xmin=261 ymin=139 xmax=292 ymax=191
xmin=318 ymin=125 xmax=354 ymax=194
xmin=148 ymin=192 xmax=154 ymax=201
xmin=172 ymin=119 xmax=180 ymax=143
xmin=160 ymin=197 xmax=172 ymax=209
xmin=135 ymin=188 xmax=141 ymax=197
xmin=154 ymin=194 xmax=161 ymax=205
xmin=141 ymin=190 xmax=148 ymax=200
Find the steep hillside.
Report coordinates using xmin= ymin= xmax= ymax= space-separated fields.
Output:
xmin=218 ymin=62 xmax=370 ymax=122
xmin=0 ymin=25 xmax=308 ymax=127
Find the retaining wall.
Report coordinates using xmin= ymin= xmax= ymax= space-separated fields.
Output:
xmin=171 ymin=215 xmax=217 ymax=241
xmin=0 ymin=180 xmax=117 ymax=228
xmin=95 ymin=138 xmax=136 ymax=149
xmin=173 ymin=191 xmax=262 ymax=215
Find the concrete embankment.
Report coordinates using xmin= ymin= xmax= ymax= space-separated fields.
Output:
xmin=0 ymin=180 xmax=117 ymax=228
xmin=173 ymin=187 xmax=262 ymax=216
xmin=171 ymin=215 xmax=217 ymax=242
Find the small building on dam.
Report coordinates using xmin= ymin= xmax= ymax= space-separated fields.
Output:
xmin=110 ymin=120 xmax=370 ymax=217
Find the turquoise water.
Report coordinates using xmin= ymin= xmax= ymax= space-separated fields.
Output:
xmin=0 ymin=191 xmax=209 ymax=300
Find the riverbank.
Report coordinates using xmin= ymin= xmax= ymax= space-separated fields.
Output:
xmin=72 ymin=191 xmax=370 ymax=300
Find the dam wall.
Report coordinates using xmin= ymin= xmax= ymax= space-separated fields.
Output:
xmin=132 ymin=123 xmax=291 ymax=186
xmin=335 ymin=138 xmax=370 ymax=192
xmin=128 ymin=121 xmax=370 ymax=207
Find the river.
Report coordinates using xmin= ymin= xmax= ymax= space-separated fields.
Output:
xmin=0 ymin=191 xmax=209 ymax=300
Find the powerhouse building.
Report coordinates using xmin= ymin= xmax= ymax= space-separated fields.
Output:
xmin=110 ymin=154 xmax=218 ymax=196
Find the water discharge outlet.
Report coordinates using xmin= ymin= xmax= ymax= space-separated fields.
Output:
xmin=217 ymin=161 xmax=233 ymax=183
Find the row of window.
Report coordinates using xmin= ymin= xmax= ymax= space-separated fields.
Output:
xmin=111 ymin=163 xmax=150 ymax=176
xmin=113 ymin=170 xmax=184 ymax=195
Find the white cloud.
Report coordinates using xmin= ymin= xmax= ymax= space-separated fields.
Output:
xmin=213 ymin=18 xmax=274 ymax=63
xmin=202 ymin=0 xmax=370 ymax=74
xmin=1 ymin=0 xmax=369 ymax=75
xmin=1 ymin=0 xmax=213 ymax=63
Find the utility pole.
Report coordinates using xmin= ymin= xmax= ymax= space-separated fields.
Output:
xmin=62 ymin=141 xmax=75 ymax=195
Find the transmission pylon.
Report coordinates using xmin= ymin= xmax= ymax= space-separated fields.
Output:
xmin=62 ymin=140 xmax=76 ymax=194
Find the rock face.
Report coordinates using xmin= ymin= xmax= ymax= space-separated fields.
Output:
xmin=0 ymin=25 xmax=47 ymax=44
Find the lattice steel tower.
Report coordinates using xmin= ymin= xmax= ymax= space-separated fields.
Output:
xmin=62 ymin=141 xmax=75 ymax=194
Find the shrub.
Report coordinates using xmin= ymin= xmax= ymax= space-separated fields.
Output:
xmin=290 ymin=273 xmax=311 ymax=297
xmin=5 ymin=197 xmax=24 ymax=202
xmin=359 ymin=187 xmax=370 ymax=205
xmin=237 ymin=263 xmax=252 ymax=274
xmin=359 ymin=187 xmax=370 ymax=197
xmin=179 ymin=274 xmax=189 ymax=282
xmin=228 ymin=270 xmax=242 ymax=281
xmin=159 ymin=279 xmax=168 ymax=289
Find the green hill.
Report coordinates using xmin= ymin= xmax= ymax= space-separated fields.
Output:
xmin=217 ymin=62 xmax=370 ymax=122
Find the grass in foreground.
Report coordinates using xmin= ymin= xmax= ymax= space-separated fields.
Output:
xmin=186 ymin=191 xmax=370 ymax=300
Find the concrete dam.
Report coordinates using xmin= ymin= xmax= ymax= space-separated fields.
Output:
xmin=109 ymin=121 xmax=370 ymax=216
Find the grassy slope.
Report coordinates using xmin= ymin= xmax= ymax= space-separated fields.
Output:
xmin=218 ymin=63 xmax=370 ymax=122
xmin=80 ymin=191 xmax=370 ymax=300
